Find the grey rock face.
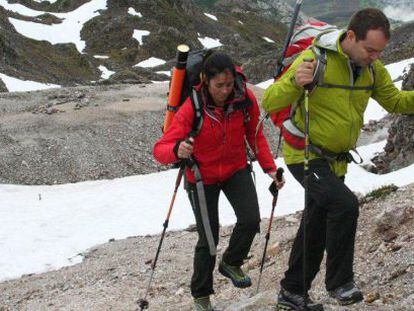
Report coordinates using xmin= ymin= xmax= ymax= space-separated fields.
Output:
xmin=371 ymin=65 xmax=414 ymax=173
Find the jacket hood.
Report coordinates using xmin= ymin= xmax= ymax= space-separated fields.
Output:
xmin=313 ymin=29 xmax=346 ymax=53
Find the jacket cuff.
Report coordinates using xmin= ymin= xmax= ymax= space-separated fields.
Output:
xmin=290 ymin=75 xmax=302 ymax=91
xmin=263 ymin=167 xmax=277 ymax=174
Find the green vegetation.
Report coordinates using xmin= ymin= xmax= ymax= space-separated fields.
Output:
xmin=360 ymin=184 xmax=399 ymax=204
xmin=194 ymin=0 xmax=218 ymax=7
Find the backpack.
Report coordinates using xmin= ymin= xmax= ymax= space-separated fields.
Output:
xmin=168 ymin=49 xmax=252 ymax=138
xmin=270 ymin=21 xmax=338 ymax=150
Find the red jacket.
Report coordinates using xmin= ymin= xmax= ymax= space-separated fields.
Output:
xmin=153 ymin=78 xmax=276 ymax=185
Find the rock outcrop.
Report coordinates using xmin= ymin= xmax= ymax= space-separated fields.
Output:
xmin=371 ymin=65 xmax=414 ymax=173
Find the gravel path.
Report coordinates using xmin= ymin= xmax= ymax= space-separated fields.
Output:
xmin=0 ymin=83 xmax=168 ymax=185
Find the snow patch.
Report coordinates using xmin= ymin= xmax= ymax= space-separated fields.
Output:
xmin=204 ymin=13 xmax=218 ymax=21
xmin=128 ymin=7 xmax=142 ymax=17
xmin=385 ymin=57 xmax=414 ymax=81
xmin=3 ymin=137 xmax=414 ymax=281
xmin=134 ymin=57 xmax=166 ymax=68
xmin=133 ymin=29 xmax=150 ymax=45
xmin=0 ymin=73 xmax=60 ymax=92
xmin=263 ymin=36 xmax=275 ymax=43
xmin=6 ymin=0 xmax=108 ymax=53
xmin=198 ymin=36 xmax=222 ymax=49
xmin=94 ymin=55 xmax=109 ymax=59
xmin=98 ymin=66 xmax=115 ymax=79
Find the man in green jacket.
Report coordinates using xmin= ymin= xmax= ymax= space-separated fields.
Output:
xmin=262 ymin=8 xmax=414 ymax=311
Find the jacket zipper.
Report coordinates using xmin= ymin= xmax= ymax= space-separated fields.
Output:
xmin=347 ymin=60 xmax=355 ymax=150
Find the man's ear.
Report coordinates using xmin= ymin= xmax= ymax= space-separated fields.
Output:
xmin=347 ymin=30 xmax=356 ymax=42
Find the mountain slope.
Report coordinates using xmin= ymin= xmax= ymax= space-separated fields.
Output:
xmin=0 ymin=0 xmax=293 ymax=90
xmin=0 ymin=5 xmax=99 ymax=87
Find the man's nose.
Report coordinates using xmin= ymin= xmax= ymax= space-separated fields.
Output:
xmin=370 ymin=51 xmax=381 ymax=61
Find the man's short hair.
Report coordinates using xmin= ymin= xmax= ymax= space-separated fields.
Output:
xmin=348 ymin=8 xmax=390 ymax=41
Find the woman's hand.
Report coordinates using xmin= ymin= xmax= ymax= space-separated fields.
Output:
xmin=268 ymin=171 xmax=286 ymax=190
xmin=177 ymin=137 xmax=194 ymax=159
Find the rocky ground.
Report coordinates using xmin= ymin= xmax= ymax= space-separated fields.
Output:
xmin=0 ymin=83 xmax=169 ymax=185
xmin=0 ymin=181 xmax=412 ymax=310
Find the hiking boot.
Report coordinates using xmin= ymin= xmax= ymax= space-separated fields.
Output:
xmin=329 ymin=281 xmax=363 ymax=305
xmin=277 ymin=287 xmax=324 ymax=311
xmin=218 ymin=260 xmax=252 ymax=288
xmin=194 ymin=296 xmax=214 ymax=311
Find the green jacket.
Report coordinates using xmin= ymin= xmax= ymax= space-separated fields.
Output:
xmin=262 ymin=30 xmax=414 ymax=177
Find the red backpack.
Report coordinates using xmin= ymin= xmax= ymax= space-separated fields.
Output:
xmin=270 ymin=21 xmax=337 ymax=150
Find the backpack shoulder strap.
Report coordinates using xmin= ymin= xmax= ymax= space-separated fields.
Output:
xmin=312 ymin=46 xmax=327 ymax=87
xmin=188 ymin=88 xmax=204 ymax=138
xmin=313 ymin=46 xmax=375 ymax=91
xmin=242 ymin=93 xmax=254 ymax=125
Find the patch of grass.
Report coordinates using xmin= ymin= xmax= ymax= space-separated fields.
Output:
xmin=360 ymin=184 xmax=399 ymax=204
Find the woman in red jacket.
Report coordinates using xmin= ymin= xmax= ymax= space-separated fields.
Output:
xmin=153 ymin=52 xmax=284 ymax=311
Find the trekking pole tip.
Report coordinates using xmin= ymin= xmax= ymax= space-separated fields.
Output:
xmin=137 ymin=298 xmax=149 ymax=310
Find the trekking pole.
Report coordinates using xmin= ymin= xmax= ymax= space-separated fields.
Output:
xmin=256 ymin=167 xmax=284 ymax=294
xmin=302 ymin=58 xmax=313 ymax=308
xmin=137 ymin=162 xmax=185 ymax=310
xmin=274 ymin=0 xmax=303 ymax=79
xmin=271 ymin=0 xmax=303 ymax=157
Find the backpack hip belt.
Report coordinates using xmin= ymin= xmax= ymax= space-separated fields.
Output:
xmin=282 ymin=119 xmax=363 ymax=164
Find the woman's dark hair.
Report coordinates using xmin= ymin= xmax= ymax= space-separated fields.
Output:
xmin=348 ymin=8 xmax=390 ymax=41
xmin=201 ymin=50 xmax=236 ymax=83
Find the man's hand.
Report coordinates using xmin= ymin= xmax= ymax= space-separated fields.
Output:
xmin=177 ymin=137 xmax=194 ymax=159
xmin=295 ymin=59 xmax=316 ymax=87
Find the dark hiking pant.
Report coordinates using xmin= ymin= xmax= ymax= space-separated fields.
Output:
xmin=187 ymin=168 xmax=260 ymax=298
xmin=280 ymin=159 xmax=359 ymax=294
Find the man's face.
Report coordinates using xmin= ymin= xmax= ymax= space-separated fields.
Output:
xmin=348 ymin=29 xmax=389 ymax=67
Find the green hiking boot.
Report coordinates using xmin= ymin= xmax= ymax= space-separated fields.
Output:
xmin=218 ymin=260 xmax=252 ymax=288
xmin=194 ymin=296 xmax=214 ymax=311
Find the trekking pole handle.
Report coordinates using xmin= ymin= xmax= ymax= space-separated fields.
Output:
xmin=269 ymin=167 xmax=284 ymax=197
xmin=180 ymin=137 xmax=195 ymax=168
xmin=276 ymin=167 xmax=284 ymax=182
xmin=303 ymin=58 xmax=315 ymax=92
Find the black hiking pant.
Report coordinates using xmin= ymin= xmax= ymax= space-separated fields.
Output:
xmin=280 ymin=159 xmax=359 ymax=294
xmin=187 ymin=167 xmax=260 ymax=298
